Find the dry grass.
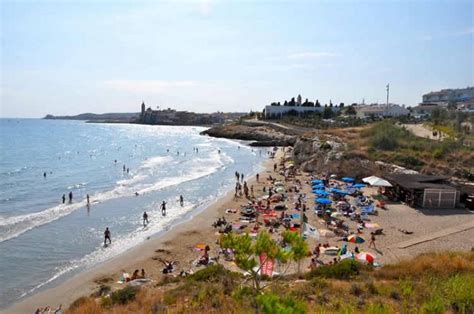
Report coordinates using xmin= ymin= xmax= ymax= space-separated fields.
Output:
xmin=374 ymin=251 xmax=474 ymax=280
xmin=65 ymin=252 xmax=474 ymax=314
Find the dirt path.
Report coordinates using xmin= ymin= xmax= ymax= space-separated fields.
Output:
xmin=402 ymin=123 xmax=445 ymax=141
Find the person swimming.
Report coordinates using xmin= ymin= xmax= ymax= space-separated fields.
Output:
xmin=43 ymin=172 xmax=47 ymax=178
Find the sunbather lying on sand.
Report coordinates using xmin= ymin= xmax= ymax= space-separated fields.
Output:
xmin=398 ymin=228 xmax=413 ymax=235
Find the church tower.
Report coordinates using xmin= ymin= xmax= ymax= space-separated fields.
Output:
xmin=141 ymin=101 xmax=145 ymax=115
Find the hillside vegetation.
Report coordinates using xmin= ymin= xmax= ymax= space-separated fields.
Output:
xmin=66 ymin=252 xmax=474 ymax=313
xmin=324 ymin=121 xmax=474 ymax=178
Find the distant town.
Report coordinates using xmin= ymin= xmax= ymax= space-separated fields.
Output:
xmin=44 ymin=86 xmax=474 ymax=127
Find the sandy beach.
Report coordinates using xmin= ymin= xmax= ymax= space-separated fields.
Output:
xmin=5 ymin=147 xmax=474 ymax=314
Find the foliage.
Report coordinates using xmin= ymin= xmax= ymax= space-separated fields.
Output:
xmin=220 ymin=231 xmax=290 ymax=292
xmin=306 ymin=259 xmax=361 ymax=280
xmin=282 ymin=230 xmax=309 ymax=275
xmin=109 ymin=286 xmax=138 ymax=305
xmin=257 ymin=293 xmax=307 ymax=314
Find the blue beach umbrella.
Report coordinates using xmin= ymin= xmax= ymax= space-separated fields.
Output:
xmin=353 ymin=183 xmax=367 ymax=189
xmin=315 ymin=198 xmax=332 ymax=205
xmin=311 ymin=180 xmax=323 ymax=185
xmin=342 ymin=177 xmax=355 ymax=183
xmin=331 ymin=188 xmax=350 ymax=195
xmin=314 ymin=190 xmax=330 ymax=196
xmin=312 ymin=185 xmax=325 ymax=190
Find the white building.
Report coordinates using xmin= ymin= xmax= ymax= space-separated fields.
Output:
xmin=356 ymin=103 xmax=409 ymax=118
xmin=422 ymin=87 xmax=474 ymax=106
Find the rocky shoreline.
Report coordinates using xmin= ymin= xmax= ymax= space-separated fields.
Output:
xmin=200 ymin=124 xmax=297 ymax=146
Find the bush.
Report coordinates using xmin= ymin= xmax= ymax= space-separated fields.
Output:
xmin=421 ymin=296 xmax=446 ymax=314
xmin=350 ymin=283 xmax=363 ymax=296
xmin=110 ymin=286 xmax=138 ymax=305
xmin=257 ymin=293 xmax=307 ymax=314
xmin=306 ymin=259 xmax=361 ymax=280
xmin=188 ymin=264 xmax=237 ymax=283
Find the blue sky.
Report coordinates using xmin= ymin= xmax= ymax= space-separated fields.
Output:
xmin=1 ymin=0 xmax=473 ymax=117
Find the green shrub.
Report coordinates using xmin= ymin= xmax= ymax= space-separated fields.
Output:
xmin=110 ymin=286 xmax=138 ymax=305
xmin=188 ymin=264 xmax=236 ymax=283
xmin=394 ymin=154 xmax=425 ymax=168
xmin=433 ymin=148 xmax=444 ymax=159
xmin=421 ymin=296 xmax=446 ymax=314
xmin=366 ymin=302 xmax=391 ymax=314
xmin=306 ymin=259 xmax=361 ymax=280
xmin=442 ymin=274 xmax=474 ymax=313
xmin=257 ymin=293 xmax=307 ymax=314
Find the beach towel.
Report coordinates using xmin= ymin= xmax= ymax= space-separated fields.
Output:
xmin=195 ymin=244 xmax=207 ymax=251
xmin=365 ymin=223 xmax=380 ymax=229
xmin=303 ymin=223 xmax=320 ymax=240
xmin=292 ymin=213 xmax=301 ymax=220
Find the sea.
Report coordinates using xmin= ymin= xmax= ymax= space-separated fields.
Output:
xmin=0 ymin=119 xmax=268 ymax=309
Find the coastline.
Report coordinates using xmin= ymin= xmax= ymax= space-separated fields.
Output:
xmin=4 ymin=148 xmax=278 ymax=314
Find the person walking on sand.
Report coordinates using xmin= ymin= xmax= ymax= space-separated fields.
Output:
xmin=369 ymin=233 xmax=377 ymax=249
xmin=104 ymin=227 xmax=111 ymax=245
xmin=241 ymin=173 xmax=244 ymax=182
xmin=68 ymin=191 xmax=73 ymax=203
xmin=256 ymin=173 xmax=259 ymax=182
xmin=62 ymin=194 xmax=66 ymax=204
xmin=179 ymin=195 xmax=184 ymax=207
xmin=143 ymin=211 xmax=149 ymax=226
xmin=161 ymin=201 xmax=167 ymax=216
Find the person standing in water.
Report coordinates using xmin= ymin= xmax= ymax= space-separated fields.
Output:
xmin=86 ymin=194 xmax=90 ymax=205
xmin=104 ymin=227 xmax=111 ymax=245
xmin=68 ymin=191 xmax=73 ymax=203
xmin=143 ymin=212 xmax=149 ymax=226
xmin=179 ymin=195 xmax=184 ymax=207
xmin=161 ymin=201 xmax=167 ymax=216
xmin=62 ymin=194 xmax=66 ymax=204
xmin=123 ymin=164 xmax=126 ymax=172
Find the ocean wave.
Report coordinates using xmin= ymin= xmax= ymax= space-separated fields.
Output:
xmin=21 ymin=201 xmax=198 ymax=298
xmin=0 ymin=152 xmax=233 ymax=243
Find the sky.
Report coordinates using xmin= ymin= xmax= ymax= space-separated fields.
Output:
xmin=1 ymin=0 xmax=473 ymax=118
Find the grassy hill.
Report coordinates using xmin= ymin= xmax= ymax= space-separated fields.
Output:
xmin=66 ymin=251 xmax=474 ymax=313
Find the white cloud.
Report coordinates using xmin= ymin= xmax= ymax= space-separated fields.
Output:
xmin=287 ymin=52 xmax=341 ymax=59
xmin=103 ymin=80 xmax=199 ymax=94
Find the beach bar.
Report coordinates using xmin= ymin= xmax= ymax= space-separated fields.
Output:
xmin=384 ymin=174 xmax=460 ymax=209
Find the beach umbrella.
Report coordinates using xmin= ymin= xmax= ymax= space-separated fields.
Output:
xmin=311 ymin=179 xmax=323 ymax=184
xmin=312 ymin=184 xmax=325 ymax=189
xmin=353 ymin=183 xmax=367 ymax=189
xmin=314 ymin=190 xmax=330 ymax=196
xmin=362 ymin=176 xmax=392 ymax=187
xmin=347 ymin=235 xmax=365 ymax=244
xmin=275 ymin=187 xmax=285 ymax=193
xmin=315 ymin=198 xmax=332 ymax=205
xmin=331 ymin=188 xmax=349 ymax=195
xmin=356 ymin=252 xmax=376 ymax=263
xmin=342 ymin=177 xmax=355 ymax=183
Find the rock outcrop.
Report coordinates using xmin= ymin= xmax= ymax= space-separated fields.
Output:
xmin=201 ymin=124 xmax=297 ymax=147
xmin=292 ymin=133 xmax=379 ymax=177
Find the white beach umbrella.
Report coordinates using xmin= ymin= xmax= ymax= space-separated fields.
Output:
xmin=362 ymin=176 xmax=392 ymax=187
